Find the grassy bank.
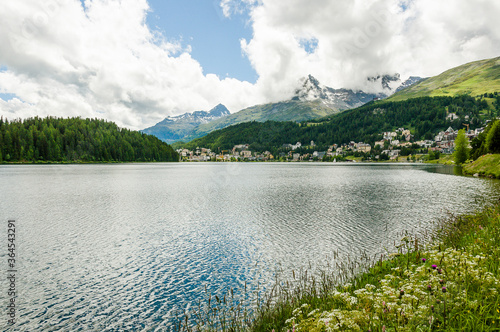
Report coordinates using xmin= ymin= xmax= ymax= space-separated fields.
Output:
xmin=425 ymin=154 xmax=455 ymax=165
xmin=463 ymin=154 xmax=500 ymax=178
xmin=178 ymin=203 xmax=500 ymax=331
xmin=262 ymin=205 xmax=500 ymax=331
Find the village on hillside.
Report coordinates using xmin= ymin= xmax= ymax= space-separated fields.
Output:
xmin=177 ymin=122 xmax=486 ymax=162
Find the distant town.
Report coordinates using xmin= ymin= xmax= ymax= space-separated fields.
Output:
xmin=177 ymin=117 xmax=485 ymax=163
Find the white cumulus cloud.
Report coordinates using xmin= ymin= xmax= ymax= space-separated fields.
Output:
xmin=240 ymin=0 xmax=500 ymax=95
xmin=0 ymin=0 xmax=499 ymax=130
xmin=0 ymin=0 xmax=260 ymax=129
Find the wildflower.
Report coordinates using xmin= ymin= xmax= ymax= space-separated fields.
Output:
xmin=439 ymin=279 xmax=444 ymax=284
xmin=432 ymin=265 xmax=437 ymax=269
xmin=442 ymin=287 xmax=447 ymax=293
xmin=437 ymin=299 xmax=441 ymax=304
xmin=431 ymin=305 xmax=434 ymax=312
xmin=427 ymin=285 xmax=432 ymax=291
xmin=479 ymin=225 xmax=483 ymax=230
xmin=382 ymin=325 xmax=386 ymax=332
xmin=422 ymin=258 xmax=426 ymax=263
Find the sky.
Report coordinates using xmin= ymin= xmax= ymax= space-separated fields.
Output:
xmin=0 ymin=0 xmax=499 ymax=130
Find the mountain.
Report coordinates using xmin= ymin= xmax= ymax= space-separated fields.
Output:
xmin=186 ymin=75 xmax=409 ymax=139
xmin=177 ymin=57 xmax=500 ymax=152
xmin=394 ymin=76 xmax=425 ymax=93
xmin=183 ymin=75 xmax=424 ymax=142
xmin=142 ymin=104 xmax=230 ymax=143
xmin=367 ymin=73 xmax=402 ymax=91
xmin=188 ymin=99 xmax=337 ymax=141
xmin=181 ymin=94 xmax=491 ymax=153
xmin=292 ymin=74 xmax=385 ymax=109
xmin=387 ymin=56 xmax=500 ymax=102
xmin=146 ymin=74 xmax=422 ymax=144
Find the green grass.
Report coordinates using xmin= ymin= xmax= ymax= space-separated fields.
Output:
xmin=425 ymin=154 xmax=455 ymax=165
xmin=174 ymin=203 xmax=500 ymax=331
xmin=463 ymin=154 xmax=500 ymax=178
xmin=388 ymin=57 xmax=500 ymax=102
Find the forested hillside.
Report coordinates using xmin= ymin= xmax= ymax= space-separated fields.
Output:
xmin=0 ymin=117 xmax=178 ymax=162
xmin=182 ymin=95 xmax=496 ymax=154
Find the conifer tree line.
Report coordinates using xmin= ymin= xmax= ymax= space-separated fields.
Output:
xmin=0 ymin=116 xmax=178 ymax=162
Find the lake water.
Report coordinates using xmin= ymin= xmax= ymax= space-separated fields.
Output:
xmin=1 ymin=163 xmax=499 ymax=331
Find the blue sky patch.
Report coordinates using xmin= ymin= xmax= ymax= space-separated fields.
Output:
xmin=300 ymin=38 xmax=319 ymax=55
xmin=146 ymin=0 xmax=257 ymax=83
xmin=0 ymin=93 xmax=17 ymax=101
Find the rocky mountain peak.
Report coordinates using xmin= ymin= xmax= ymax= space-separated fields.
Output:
xmin=165 ymin=104 xmax=229 ymax=122
xmin=208 ymin=104 xmax=230 ymax=117
xmin=367 ymin=73 xmax=401 ymax=91
xmin=294 ymin=75 xmax=329 ymax=102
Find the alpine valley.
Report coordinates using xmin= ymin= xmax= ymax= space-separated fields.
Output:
xmin=178 ymin=56 xmax=500 ymax=155
xmin=143 ymin=74 xmax=422 ymax=143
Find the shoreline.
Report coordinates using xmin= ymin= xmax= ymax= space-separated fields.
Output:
xmin=184 ymin=203 xmax=500 ymax=331
xmin=273 ymin=203 xmax=500 ymax=331
xmin=0 ymin=160 xmax=180 ymax=165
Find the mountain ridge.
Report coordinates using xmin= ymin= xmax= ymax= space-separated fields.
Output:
xmin=387 ymin=56 xmax=500 ymax=101
xmin=144 ymin=73 xmax=422 ymax=143
xmin=176 ymin=56 xmax=500 ymax=152
xmin=142 ymin=104 xmax=230 ymax=143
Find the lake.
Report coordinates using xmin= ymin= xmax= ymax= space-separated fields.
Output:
xmin=1 ymin=163 xmax=499 ymax=331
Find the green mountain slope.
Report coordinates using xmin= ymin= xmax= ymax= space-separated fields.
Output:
xmin=150 ymin=75 xmax=388 ymax=144
xmin=142 ymin=104 xmax=230 ymax=143
xmin=182 ymin=95 xmax=494 ymax=153
xmin=388 ymin=56 xmax=500 ymax=102
xmin=185 ymin=100 xmax=339 ymax=142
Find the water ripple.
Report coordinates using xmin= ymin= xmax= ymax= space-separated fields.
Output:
xmin=0 ymin=163 xmax=499 ymax=330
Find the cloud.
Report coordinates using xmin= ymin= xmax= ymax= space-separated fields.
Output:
xmin=0 ymin=0 xmax=260 ymax=129
xmin=240 ymin=0 xmax=500 ymax=94
xmin=220 ymin=0 xmax=259 ymax=18
xmin=0 ymin=0 xmax=499 ymax=130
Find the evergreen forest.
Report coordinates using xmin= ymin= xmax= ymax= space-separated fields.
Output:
xmin=0 ymin=117 xmax=179 ymax=162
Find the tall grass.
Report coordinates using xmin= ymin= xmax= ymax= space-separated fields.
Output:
xmin=175 ymin=203 xmax=500 ymax=331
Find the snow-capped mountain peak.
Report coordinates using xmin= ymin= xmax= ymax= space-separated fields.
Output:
xmin=163 ymin=104 xmax=230 ymax=124
xmin=292 ymin=74 xmax=423 ymax=111
xmin=292 ymin=75 xmax=383 ymax=110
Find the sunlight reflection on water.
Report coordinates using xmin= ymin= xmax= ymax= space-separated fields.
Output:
xmin=0 ymin=163 xmax=498 ymax=330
